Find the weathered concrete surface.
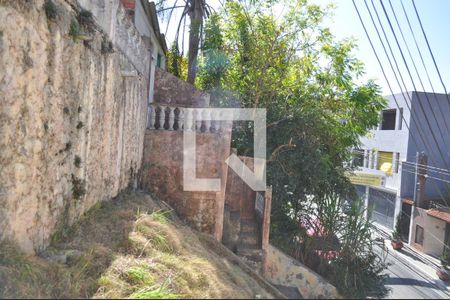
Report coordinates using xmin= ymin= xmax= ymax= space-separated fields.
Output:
xmin=264 ymin=245 xmax=340 ymax=299
xmin=0 ymin=0 xmax=149 ymax=253
xmin=153 ymin=68 xmax=210 ymax=107
xmin=140 ymin=128 xmax=232 ymax=240
xmin=410 ymin=207 xmax=447 ymax=257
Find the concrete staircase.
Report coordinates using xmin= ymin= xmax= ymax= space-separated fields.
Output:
xmin=236 ymin=219 xmax=263 ymax=270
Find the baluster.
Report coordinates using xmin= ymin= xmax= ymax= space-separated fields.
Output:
xmin=148 ymin=104 xmax=155 ymax=129
xmin=210 ymin=110 xmax=216 ymax=132
xmin=168 ymin=107 xmax=175 ymax=130
xmin=215 ymin=111 xmax=222 ymax=132
xmin=185 ymin=109 xmax=192 ymax=131
xmin=196 ymin=108 xmax=202 ymax=132
xmin=178 ymin=108 xmax=185 ymax=130
xmin=204 ymin=109 xmax=211 ymax=133
xmin=159 ymin=105 xmax=166 ymax=130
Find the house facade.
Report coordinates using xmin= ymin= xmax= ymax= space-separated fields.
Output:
xmin=120 ymin=0 xmax=168 ymax=126
xmin=351 ymin=91 xmax=450 ymax=258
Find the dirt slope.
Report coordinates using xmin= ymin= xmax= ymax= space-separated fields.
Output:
xmin=0 ymin=190 xmax=275 ymax=299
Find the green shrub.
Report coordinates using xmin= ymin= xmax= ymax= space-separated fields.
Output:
xmin=392 ymin=214 xmax=407 ymax=242
xmin=101 ymin=38 xmax=114 ymax=54
xmin=74 ymin=155 xmax=82 ymax=168
xmin=72 ymin=174 xmax=86 ymax=200
xmin=78 ymin=9 xmax=94 ymax=28
xmin=44 ymin=0 xmax=57 ymax=20
xmin=440 ymin=248 xmax=450 ymax=269
xmin=69 ymin=19 xmax=81 ymax=41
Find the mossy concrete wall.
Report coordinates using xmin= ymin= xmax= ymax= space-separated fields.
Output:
xmin=0 ymin=0 xmax=149 ymax=253
xmin=264 ymin=244 xmax=340 ymax=299
xmin=140 ymin=128 xmax=232 ymax=241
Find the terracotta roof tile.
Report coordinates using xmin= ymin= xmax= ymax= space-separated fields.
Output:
xmin=427 ymin=209 xmax=450 ymax=223
xmin=402 ymin=198 xmax=414 ymax=205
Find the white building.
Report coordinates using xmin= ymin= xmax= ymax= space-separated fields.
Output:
xmin=351 ymin=91 xmax=450 ymax=258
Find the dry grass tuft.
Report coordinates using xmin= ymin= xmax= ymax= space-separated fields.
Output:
xmin=0 ymin=190 xmax=273 ymax=299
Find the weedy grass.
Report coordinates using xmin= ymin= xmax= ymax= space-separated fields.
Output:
xmin=0 ymin=191 xmax=274 ymax=299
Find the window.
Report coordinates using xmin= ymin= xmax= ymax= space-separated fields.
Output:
xmin=398 ymin=108 xmax=403 ymax=130
xmin=394 ymin=152 xmax=400 ymax=173
xmin=364 ymin=150 xmax=369 ymax=168
xmin=352 ymin=149 xmax=364 ymax=167
xmin=377 ymin=151 xmax=393 ymax=176
xmin=156 ymin=53 xmax=162 ymax=68
xmin=370 ymin=151 xmax=375 ymax=169
xmin=381 ymin=109 xmax=396 ymax=130
xmin=415 ymin=225 xmax=424 ymax=245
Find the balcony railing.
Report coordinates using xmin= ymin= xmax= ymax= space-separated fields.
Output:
xmin=147 ymin=104 xmax=225 ymax=133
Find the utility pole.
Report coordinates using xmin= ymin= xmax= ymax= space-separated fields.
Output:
xmin=408 ymin=152 xmax=427 ymax=245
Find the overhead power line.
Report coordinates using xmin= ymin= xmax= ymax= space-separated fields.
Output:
xmin=364 ymin=0 xmax=450 ymax=196
xmin=386 ymin=0 xmax=450 ymax=138
xmin=378 ymin=0 xmax=450 ymax=177
xmin=411 ymin=0 xmax=450 ymax=106
xmin=352 ymin=0 xmax=450 ymax=204
xmin=398 ymin=0 xmax=450 ymax=133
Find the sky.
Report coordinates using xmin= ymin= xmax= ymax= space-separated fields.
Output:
xmin=160 ymin=0 xmax=450 ymax=96
xmin=328 ymin=0 xmax=450 ymax=96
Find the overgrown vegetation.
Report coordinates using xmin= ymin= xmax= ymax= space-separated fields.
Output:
xmin=0 ymin=191 xmax=274 ymax=299
xmin=392 ymin=213 xmax=408 ymax=242
xmin=74 ymin=155 xmax=82 ymax=168
xmin=101 ymin=38 xmax=114 ymax=54
xmin=43 ymin=0 xmax=57 ymax=21
xmin=71 ymin=174 xmax=86 ymax=200
xmin=78 ymin=9 xmax=94 ymax=29
xmin=190 ymin=0 xmax=388 ymax=297
xmin=69 ymin=18 xmax=82 ymax=41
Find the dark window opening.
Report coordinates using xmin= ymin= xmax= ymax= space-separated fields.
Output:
xmin=398 ymin=108 xmax=403 ymax=130
xmin=415 ymin=225 xmax=424 ymax=245
xmin=156 ymin=53 xmax=162 ymax=68
xmin=394 ymin=152 xmax=400 ymax=173
xmin=352 ymin=149 xmax=364 ymax=167
xmin=381 ymin=109 xmax=396 ymax=130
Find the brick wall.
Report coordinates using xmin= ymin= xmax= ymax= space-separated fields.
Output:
xmin=140 ymin=128 xmax=232 ymax=240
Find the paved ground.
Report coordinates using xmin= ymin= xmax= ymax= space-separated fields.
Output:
xmin=374 ymin=228 xmax=450 ymax=299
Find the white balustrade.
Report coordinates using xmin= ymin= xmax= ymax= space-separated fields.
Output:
xmin=178 ymin=109 xmax=185 ymax=130
xmin=204 ymin=109 xmax=211 ymax=133
xmin=168 ymin=108 xmax=175 ymax=130
xmin=185 ymin=109 xmax=193 ymax=131
xmin=158 ymin=105 xmax=166 ymax=130
xmin=215 ymin=111 xmax=221 ymax=132
xmin=195 ymin=108 xmax=202 ymax=132
xmin=147 ymin=105 xmax=220 ymax=133
xmin=148 ymin=105 xmax=156 ymax=129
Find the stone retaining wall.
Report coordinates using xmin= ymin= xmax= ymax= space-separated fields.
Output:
xmin=264 ymin=244 xmax=340 ymax=299
xmin=0 ymin=0 xmax=149 ymax=253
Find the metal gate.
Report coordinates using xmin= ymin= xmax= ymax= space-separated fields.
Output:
xmin=368 ymin=188 xmax=396 ymax=229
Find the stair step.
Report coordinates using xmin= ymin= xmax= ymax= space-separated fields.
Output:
xmin=237 ymin=246 xmax=262 ymax=255
xmin=237 ymin=241 xmax=260 ymax=250
xmin=239 ymin=236 xmax=258 ymax=246
xmin=241 ymin=219 xmax=257 ymax=226
xmin=237 ymin=247 xmax=263 ymax=263
xmin=240 ymin=225 xmax=257 ymax=234
xmin=229 ymin=211 xmax=240 ymax=221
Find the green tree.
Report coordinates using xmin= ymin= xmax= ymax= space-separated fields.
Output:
xmin=157 ymin=0 xmax=215 ymax=84
xmin=167 ymin=42 xmax=182 ymax=78
xmin=197 ymin=0 xmax=388 ymax=297
xmin=197 ymin=13 xmax=229 ymax=91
